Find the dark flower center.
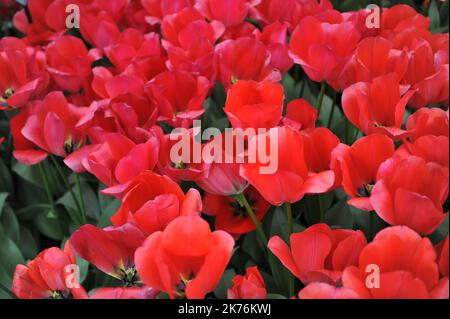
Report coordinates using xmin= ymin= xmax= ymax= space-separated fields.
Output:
xmin=229 ymin=196 xmax=256 ymax=218
xmin=357 ymin=183 xmax=374 ymax=197
xmin=119 ymin=267 xmax=138 ymax=287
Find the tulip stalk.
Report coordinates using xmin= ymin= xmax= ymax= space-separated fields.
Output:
xmin=316 ymin=81 xmax=327 ymax=119
xmin=50 ymin=156 xmax=87 ymax=226
xmin=327 ymin=91 xmax=338 ymax=128
xmin=285 ymin=202 xmax=293 ymax=234
xmin=284 ymin=202 xmax=295 ymax=297
xmin=75 ymin=173 xmax=87 ymax=225
xmin=236 ymin=192 xmax=268 ymax=247
xmin=0 ymin=282 xmax=16 ymax=299
xmin=38 ymin=162 xmax=56 ymax=214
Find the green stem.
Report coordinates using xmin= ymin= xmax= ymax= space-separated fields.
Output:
xmin=352 ymin=127 xmax=360 ymax=144
xmin=50 ymin=155 xmax=85 ymax=225
xmin=38 ymin=162 xmax=55 ymax=211
xmin=369 ymin=211 xmax=375 ymax=241
xmin=327 ymin=91 xmax=338 ymax=129
xmin=285 ymin=202 xmax=295 ymax=297
xmin=299 ymin=78 xmax=306 ymax=98
xmin=237 ymin=192 xmax=268 ymax=247
xmin=345 ymin=118 xmax=349 ymax=144
xmin=0 ymin=282 xmax=16 ymax=299
xmin=319 ymin=196 xmax=325 ymax=223
xmin=285 ymin=202 xmax=293 ymax=234
xmin=316 ymin=81 xmax=327 ymax=119
xmin=75 ymin=173 xmax=87 ymax=225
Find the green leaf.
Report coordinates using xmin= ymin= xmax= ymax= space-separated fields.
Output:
xmin=97 ymin=197 xmax=120 ymax=228
xmin=33 ymin=206 xmax=69 ymax=241
xmin=18 ymin=226 xmax=39 ymax=260
xmin=266 ymin=293 xmax=288 ymax=299
xmin=214 ymin=268 xmax=236 ymax=299
xmin=0 ymin=206 xmax=20 ymax=244
xmin=76 ymin=256 xmax=90 ymax=284
xmin=429 ymin=0 xmax=441 ymax=32
xmin=325 ymin=198 xmax=355 ymax=229
xmin=0 ymin=262 xmax=13 ymax=299
xmin=0 ymin=230 xmax=25 ymax=274
xmin=429 ymin=215 xmax=449 ymax=245
xmin=0 ymin=158 xmax=13 ymax=193
xmin=0 ymin=192 xmax=8 ymax=216
xmin=13 ymin=161 xmax=44 ymax=188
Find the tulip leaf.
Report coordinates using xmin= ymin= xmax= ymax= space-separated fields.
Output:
xmin=429 ymin=0 xmax=441 ymax=32
xmin=0 ymin=193 xmax=8 ymax=216
xmin=0 ymin=159 xmax=13 ymax=193
xmin=0 ymin=206 xmax=20 ymax=244
xmin=214 ymin=268 xmax=236 ymax=299
xmin=0 ymin=229 xmax=25 ymax=275
xmin=18 ymin=225 xmax=39 ymax=260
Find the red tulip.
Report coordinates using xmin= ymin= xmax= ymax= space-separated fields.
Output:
xmin=240 ymin=126 xmax=334 ymax=205
xmin=342 ymin=73 xmax=415 ymax=140
xmin=141 ymin=0 xmax=195 ymax=25
xmin=224 ymin=80 xmax=284 ymax=130
xmin=195 ymin=131 xmax=248 ymax=196
xmin=254 ymin=22 xmax=293 ymax=73
xmin=90 ymin=286 xmax=159 ymax=299
xmin=299 ymin=282 xmax=359 ymax=299
xmin=249 ymin=0 xmax=333 ymax=31
xmin=108 ymin=171 xmax=202 ymax=235
xmin=104 ymin=29 xmax=167 ymax=80
xmin=289 ymin=15 xmax=361 ymax=84
xmin=203 ymin=186 xmax=270 ymax=236
xmin=301 ymin=127 xmax=339 ymax=186
xmin=79 ymin=10 xmax=121 ymax=49
xmin=331 ymin=134 xmax=395 ymax=211
xmin=268 ymin=223 xmax=367 ymax=285
xmin=135 ymin=214 xmax=234 ymax=299
xmin=0 ymin=37 xmax=49 ymax=108
xmin=64 ymin=132 xmax=159 ymax=187
xmin=406 ymin=108 xmax=449 ymax=142
xmin=380 ymin=4 xmax=430 ymax=38
xmin=228 ymin=266 xmax=267 ymax=299
xmin=397 ymin=135 xmax=449 ymax=169
xmin=214 ymin=36 xmax=280 ymax=90
xmin=342 ymin=226 xmax=448 ymax=299
xmin=195 ymin=0 xmax=260 ymax=27
xmin=11 ymin=91 xmax=86 ymax=165
xmin=161 ymin=8 xmax=224 ymax=79
xmin=145 ymin=70 xmax=210 ymax=128
xmin=157 ymin=128 xmax=208 ymax=182
xmin=69 ymin=223 xmax=146 ymax=282
xmin=75 ymin=88 xmax=158 ymax=145
xmin=12 ymin=243 xmax=88 ymax=299
xmin=281 ymin=99 xmax=317 ymax=131
xmin=370 ymin=155 xmax=448 ymax=235
xmin=402 ymin=39 xmax=449 ymax=109
xmin=335 ymin=36 xmax=409 ymax=90
xmin=46 ymin=35 xmax=99 ymax=92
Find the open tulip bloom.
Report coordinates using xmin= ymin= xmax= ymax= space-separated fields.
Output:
xmin=0 ymin=0 xmax=448 ymax=302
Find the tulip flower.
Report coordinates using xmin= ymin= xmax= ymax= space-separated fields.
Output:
xmin=12 ymin=243 xmax=88 ymax=299
xmin=69 ymin=223 xmax=146 ymax=283
xmin=135 ymin=214 xmax=235 ymax=298
xmin=342 ymin=73 xmax=415 ymax=140
xmin=228 ymin=266 xmax=267 ymax=299
xmin=269 ymin=223 xmax=367 ymax=285
xmin=224 ymin=80 xmax=284 ymax=130
xmin=370 ymin=156 xmax=448 ymax=235
xmin=331 ymin=134 xmax=395 ymax=211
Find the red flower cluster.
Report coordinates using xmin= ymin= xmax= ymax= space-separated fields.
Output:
xmin=1 ymin=0 xmax=447 ymax=300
